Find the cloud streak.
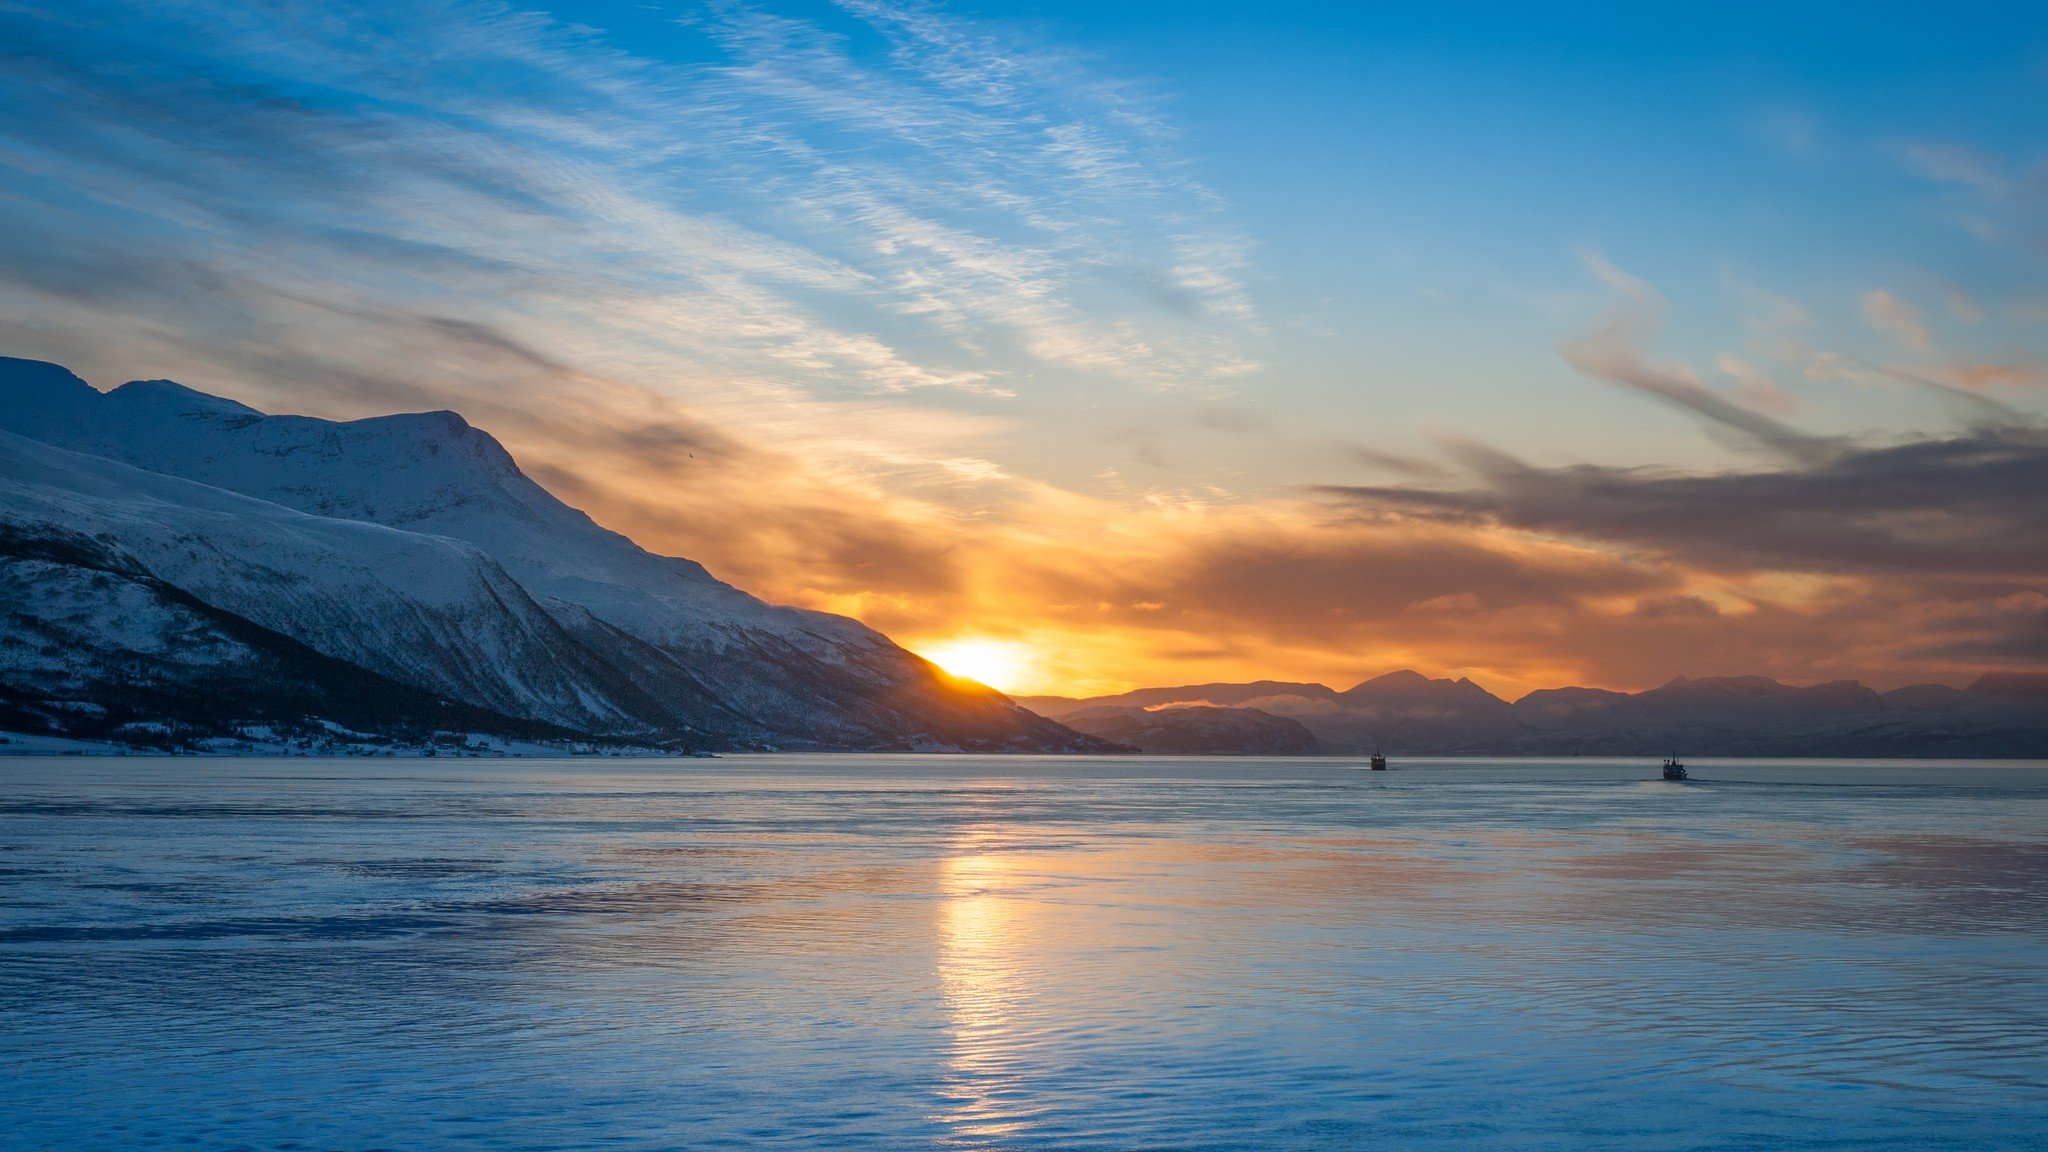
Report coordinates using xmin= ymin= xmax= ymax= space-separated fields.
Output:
xmin=1564 ymin=258 xmax=1832 ymax=462
xmin=0 ymin=0 xmax=1258 ymax=413
xmin=1319 ymin=427 xmax=2048 ymax=580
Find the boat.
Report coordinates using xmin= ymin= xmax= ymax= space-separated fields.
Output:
xmin=1662 ymin=755 xmax=1687 ymax=781
xmin=1369 ymin=750 xmax=1387 ymax=771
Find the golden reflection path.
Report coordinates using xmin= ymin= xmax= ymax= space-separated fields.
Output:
xmin=934 ymin=836 xmax=1040 ymax=1145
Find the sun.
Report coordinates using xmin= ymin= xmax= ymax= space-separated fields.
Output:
xmin=919 ymin=638 xmax=1035 ymax=693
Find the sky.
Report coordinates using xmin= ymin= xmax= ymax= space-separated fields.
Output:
xmin=1 ymin=0 xmax=2043 ymax=697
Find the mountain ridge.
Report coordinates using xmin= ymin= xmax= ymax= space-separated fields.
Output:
xmin=1026 ymin=670 xmax=2048 ymax=758
xmin=0 ymin=356 xmax=1107 ymax=753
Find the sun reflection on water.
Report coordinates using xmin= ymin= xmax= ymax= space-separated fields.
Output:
xmin=935 ymin=841 xmax=1038 ymax=1143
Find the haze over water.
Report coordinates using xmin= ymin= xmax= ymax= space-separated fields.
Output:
xmin=4 ymin=755 xmax=2046 ymax=1150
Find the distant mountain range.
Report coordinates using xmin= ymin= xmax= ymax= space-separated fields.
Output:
xmin=0 ymin=357 xmax=1104 ymax=754
xmin=1021 ymin=669 xmax=2048 ymax=758
xmin=1055 ymin=703 xmax=1320 ymax=757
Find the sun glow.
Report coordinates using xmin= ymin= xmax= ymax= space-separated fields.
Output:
xmin=919 ymin=638 xmax=1035 ymax=693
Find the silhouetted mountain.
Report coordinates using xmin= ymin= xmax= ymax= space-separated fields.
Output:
xmin=1034 ymin=670 xmax=2048 ymax=758
xmin=0 ymin=357 xmax=1107 ymax=753
xmin=1318 ymin=670 xmax=1525 ymax=751
xmin=1970 ymin=672 xmax=2048 ymax=701
xmin=1016 ymin=681 xmax=1336 ymax=715
xmin=1056 ymin=705 xmax=1319 ymax=755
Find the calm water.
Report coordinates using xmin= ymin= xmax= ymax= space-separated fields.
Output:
xmin=4 ymin=755 xmax=2047 ymax=1150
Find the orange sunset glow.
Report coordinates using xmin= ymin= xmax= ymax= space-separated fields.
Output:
xmin=0 ymin=0 xmax=2041 ymax=710
xmin=919 ymin=638 xmax=1040 ymax=695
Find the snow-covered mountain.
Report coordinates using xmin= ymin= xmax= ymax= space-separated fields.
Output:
xmin=0 ymin=357 xmax=1102 ymax=752
xmin=1 ymin=517 xmax=588 ymax=751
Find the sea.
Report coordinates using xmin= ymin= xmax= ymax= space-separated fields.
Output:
xmin=3 ymin=755 xmax=2045 ymax=1151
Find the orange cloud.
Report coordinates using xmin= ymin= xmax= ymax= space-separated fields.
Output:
xmin=1862 ymin=290 xmax=1931 ymax=351
xmin=1945 ymin=359 xmax=2048 ymax=393
xmin=485 ymin=393 xmax=2048 ymax=700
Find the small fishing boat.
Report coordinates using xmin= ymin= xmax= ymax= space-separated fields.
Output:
xmin=1369 ymin=750 xmax=1388 ymax=771
xmin=1662 ymin=755 xmax=1687 ymax=781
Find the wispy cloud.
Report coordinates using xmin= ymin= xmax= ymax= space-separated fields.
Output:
xmin=0 ymin=0 xmax=1259 ymax=428
xmin=1861 ymin=289 xmax=1931 ymax=350
xmin=1562 ymin=256 xmax=1831 ymax=462
xmin=1893 ymin=140 xmax=2008 ymax=195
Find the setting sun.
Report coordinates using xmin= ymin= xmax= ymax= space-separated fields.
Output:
xmin=919 ymin=638 xmax=1035 ymax=693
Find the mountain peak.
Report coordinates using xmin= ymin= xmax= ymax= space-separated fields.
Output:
xmin=363 ymin=409 xmax=473 ymax=435
xmin=108 ymin=377 xmax=263 ymax=418
xmin=343 ymin=409 xmax=516 ymax=472
xmin=0 ymin=356 xmax=98 ymax=417
xmin=1352 ymin=669 xmax=1431 ymax=690
xmin=1341 ymin=669 xmax=1502 ymax=701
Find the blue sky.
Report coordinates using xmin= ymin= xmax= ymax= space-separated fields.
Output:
xmin=1005 ymin=0 xmax=2047 ymax=465
xmin=1 ymin=0 xmax=2043 ymax=692
xmin=537 ymin=0 xmax=2048 ymax=469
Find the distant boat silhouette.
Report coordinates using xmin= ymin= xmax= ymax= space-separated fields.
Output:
xmin=1369 ymin=749 xmax=1388 ymax=771
xmin=1662 ymin=755 xmax=1687 ymax=781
